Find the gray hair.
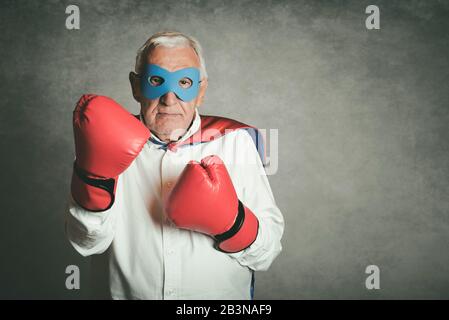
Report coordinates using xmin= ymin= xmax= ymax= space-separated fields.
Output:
xmin=135 ymin=31 xmax=208 ymax=80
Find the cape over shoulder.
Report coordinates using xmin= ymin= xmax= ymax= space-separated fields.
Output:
xmin=175 ymin=114 xmax=266 ymax=165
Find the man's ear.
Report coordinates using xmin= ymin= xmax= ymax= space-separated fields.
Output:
xmin=195 ymin=78 xmax=208 ymax=107
xmin=129 ymin=72 xmax=141 ymax=103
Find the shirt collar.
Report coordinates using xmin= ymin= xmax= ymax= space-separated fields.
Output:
xmin=141 ymin=109 xmax=201 ymax=149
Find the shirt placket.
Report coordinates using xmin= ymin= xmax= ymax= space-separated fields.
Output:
xmin=160 ymin=148 xmax=181 ymax=300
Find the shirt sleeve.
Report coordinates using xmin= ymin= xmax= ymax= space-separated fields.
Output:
xmin=227 ymin=130 xmax=285 ymax=271
xmin=64 ymin=173 xmax=122 ymax=257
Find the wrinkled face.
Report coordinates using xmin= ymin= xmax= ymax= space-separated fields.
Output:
xmin=139 ymin=46 xmax=206 ymax=142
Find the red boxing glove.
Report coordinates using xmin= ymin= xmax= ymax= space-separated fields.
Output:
xmin=71 ymin=94 xmax=150 ymax=211
xmin=165 ymin=155 xmax=259 ymax=253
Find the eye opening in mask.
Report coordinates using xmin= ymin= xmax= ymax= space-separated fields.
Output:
xmin=148 ymin=75 xmax=164 ymax=87
xmin=178 ymin=77 xmax=193 ymax=89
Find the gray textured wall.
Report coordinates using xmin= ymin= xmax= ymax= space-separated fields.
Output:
xmin=0 ymin=0 xmax=448 ymax=299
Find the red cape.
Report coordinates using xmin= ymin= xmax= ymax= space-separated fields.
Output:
xmin=160 ymin=115 xmax=266 ymax=166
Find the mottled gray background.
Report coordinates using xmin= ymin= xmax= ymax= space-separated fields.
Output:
xmin=0 ymin=0 xmax=448 ymax=299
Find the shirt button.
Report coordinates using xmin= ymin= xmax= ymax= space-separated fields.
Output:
xmin=167 ymin=289 xmax=174 ymax=295
xmin=166 ymin=182 xmax=173 ymax=189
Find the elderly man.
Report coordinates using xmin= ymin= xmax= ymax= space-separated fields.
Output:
xmin=65 ymin=31 xmax=284 ymax=300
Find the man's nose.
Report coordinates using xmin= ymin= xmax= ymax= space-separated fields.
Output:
xmin=160 ymin=91 xmax=179 ymax=106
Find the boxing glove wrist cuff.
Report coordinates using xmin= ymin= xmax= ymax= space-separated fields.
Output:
xmin=71 ymin=161 xmax=116 ymax=212
xmin=214 ymin=200 xmax=259 ymax=253
xmin=214 ymin=200 xmax=245 ymax=243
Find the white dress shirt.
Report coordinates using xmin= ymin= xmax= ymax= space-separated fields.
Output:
xmin=65 ymin=109 xmax=284 ymax=300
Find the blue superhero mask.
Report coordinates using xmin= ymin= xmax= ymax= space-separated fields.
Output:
xmin=140 ymin=64 xmax=201 ymax=102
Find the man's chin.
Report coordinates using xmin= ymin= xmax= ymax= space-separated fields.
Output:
xmin=153 ymin=124 xmax=188 ymax=141
xmin=155 ymin=115 xmax=182 ymax=126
